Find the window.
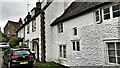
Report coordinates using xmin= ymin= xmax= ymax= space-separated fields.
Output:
xmin=58 ymin=23 xmax=63 ymax=33
xmin=112 ymin=4 xmax=120 ymax=18
xmin=27 ymin=24 xmax=30 ymax=34
xmin=103 ymin=7 xmax=110 ymax=20
xmin=95 ymin=9 xmax=101 ymax=23
xmin=32 ymin=19 xmax=36 ymax=32
xmin=59 ymin=45 xmax=66 ymax=58
xmin=73 ymin=27 xmax=77 ymax=35
xmin=107 ymin=42 xmax=120 ymax=64
xmin=72 ymin=40 xmax=80 ymax=51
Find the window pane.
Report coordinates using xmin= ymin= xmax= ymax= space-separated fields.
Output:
xmin=73 ymin=28 xmax=77 ymax=35
xmin=108 ymin=50 xmax=115 ymax=56
xmin=117 ymin=57 xmax=120 ymax=64
xmin=112 ymin=4 xmax=119 ymax=11
xmin=96 ymin=16 xmax=99 ymax=22
xmin=109 ymin=57 xmax=116 ymax=63
xmin=73 ymin=41 xmax=75 ymax=51
xmin=63 ymin=46 xmax=66 ymax=58
xmin=59 ymin=46 xmax=62 ymax=57
xmin=104 ymin=14 xmax=110 ymax=20
xmin=116 ymin=42 xmax=120 ymax=50
xmin=108 ymin=43 xmax=115 ymax=50
xmin=104 ymin=8 xmax=110 ymax=14
xmin=77 ymin=41 xmax=80 ymax=51
xmin=117 ymin=50 xmax=120 ymax=56
xmin=113 ymin=11 xmax=120 ymax=18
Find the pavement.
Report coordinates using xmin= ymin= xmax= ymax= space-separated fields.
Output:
xmin=0 ymin=51 xmax=7 ymax=68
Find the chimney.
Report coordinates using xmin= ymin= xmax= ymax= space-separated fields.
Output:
xmin=19 ymin=18 xmax=23 ymax=25
xmin=36 ymin=2 xmax=41 ymax=9
xmin=27 ymin=12 xmax=31 ymax=21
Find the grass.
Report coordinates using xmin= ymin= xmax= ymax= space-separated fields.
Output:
xmin=34 ymin=62 xmax=69 ymax=68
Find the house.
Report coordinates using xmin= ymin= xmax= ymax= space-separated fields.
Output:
xmin=49 ymin=1 xmax=120 ymax=67
xmin=4 ymin=18 xmax=22 ymax=37
xmin=16 ymin=2 xmax=44 ymax=61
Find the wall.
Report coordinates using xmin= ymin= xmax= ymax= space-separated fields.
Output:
xmin=52 ymin=6 xmax=120 ymax=66
xmin=44 ymin=0 xmax=73 ymax=62
xmin=25 ymin=14 xmax=41 ymax=61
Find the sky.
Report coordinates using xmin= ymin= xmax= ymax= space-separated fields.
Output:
xmin=0 ymin=0 xmax=38 ymax=32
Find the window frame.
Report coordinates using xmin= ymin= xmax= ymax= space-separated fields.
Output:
xmin=72 ymin=40 xmax=80 ymax=51
xmin=58 ymin=23 xmax=63 ymax=33
xmin=106 ymin=42 xmax=120 ymax=64
xmin=27 ymin=24 xmax=30 ymax=34
xmin=73 ymin=27 xmax=77 ymax=35
xmin=95 ymin=9 xmax=102 ymax=23
xmin=112 ymin=4 xmax=120 ymax=18
xmin=103 ymin=7 xmax=111 ymax=20
xmin=59 ymin=45 xmax=66 ymax=58
xmin=32 ymin=19 xmax=36 ymax=32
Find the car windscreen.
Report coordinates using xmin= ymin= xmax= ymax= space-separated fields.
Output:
xmin=13 ymin=50 xmax=30 ymax=56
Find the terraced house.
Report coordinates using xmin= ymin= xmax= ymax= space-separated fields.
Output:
xmin=17 ymin=0 xmax=120 ymax=67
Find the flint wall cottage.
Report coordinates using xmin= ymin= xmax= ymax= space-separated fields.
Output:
xmin=50 ymin=2 xmax=120 ymax=66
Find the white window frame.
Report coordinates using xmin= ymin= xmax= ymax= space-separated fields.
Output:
xmin=95 ymin=9 xmax=101 ymax=23
xmin=58 ymin=23 xmax=63 ymax=33
xmin=59 ymin=45 xmax=66 ymax=58
xmin=106 ymin=41 xmax=120 ymax=65
xmin=32 ymin=19 xmax=36 ymax=32
xmin=103 ymin=7 xmax=111 ymax=20
xmin=112 ymin=4 xmax=120 ymax=18
xmin=72 ymin=40 xmax=80 ymax=51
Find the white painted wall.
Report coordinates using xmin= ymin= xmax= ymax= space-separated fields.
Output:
xmin=24 ymin=14 xmax=41 ymax=61
xmin=44 ymin=1 xmax=73 ymax=62
xmin=52 ymin=12 xmax=94 ymax=66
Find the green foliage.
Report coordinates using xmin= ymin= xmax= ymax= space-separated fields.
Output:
xmin=34 ymin=62 xmax=69 ymax=68
xmin=8 ymin=37 xmax=20 ymax=48
xmin=15 ymin=44 xmax=28 ymax=48
xmin=0 ymin=33 xmax=8 ymax=42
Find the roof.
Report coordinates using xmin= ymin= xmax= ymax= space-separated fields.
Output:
xmin=51 ymin=2 xmax=111 ymax=26
xmin=4 ymin=20 xmax=22 ymax=31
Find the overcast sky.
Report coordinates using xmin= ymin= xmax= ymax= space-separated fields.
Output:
xmin=0 ymin=0 xmax=38 ymax=32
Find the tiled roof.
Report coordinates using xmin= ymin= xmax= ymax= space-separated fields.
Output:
xmin=51 ymin=2 xmax=111 ymax=26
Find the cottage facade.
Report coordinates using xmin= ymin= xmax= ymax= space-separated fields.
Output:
xmin=50 ymin=2 xmax=120 ymax=66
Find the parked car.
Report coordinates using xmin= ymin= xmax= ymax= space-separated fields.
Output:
xmin=0 ymin=42 xmax=9 ymax=50
xmin=3 ymin=48 xmax=34 ymax=68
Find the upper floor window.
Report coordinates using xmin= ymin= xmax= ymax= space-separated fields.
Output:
xmin=59 ymin=45 xmax=66 ymax=58
xmin=72 ymin=40 xmax=80 ymax=51
xmin=73 ymin=27 xmax=77 ymax=35
xmin=58 ymin=23 xmax=63 ymax=33
xmin=107 ymin=42 xmax=120 ymax=64
xmin=95 ymin=9 xmax=101 ymax=23
xmin=27 ymin=24 xmax=30 ymax=34
xmin=112 ymin=4 xmax=120 ymax=18
xmin=103 ymin=7 xmax=110 ymax=20
xmin=32 ymin=19 xmax=36 ymax=32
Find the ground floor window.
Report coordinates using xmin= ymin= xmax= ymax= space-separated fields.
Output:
xmin=107 ymin=42 xmax=120 ymax=64
xmin=72 ymin=40 xmax=80 ymax=51
xmin=59 ymin=45 xmax=66 ymax=58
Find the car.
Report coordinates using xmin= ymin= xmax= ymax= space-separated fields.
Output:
xmin=3 ymin=48 xmax=34 ymax=68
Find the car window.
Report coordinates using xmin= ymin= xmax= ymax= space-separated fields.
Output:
xmin=13 ymin=50 xmax=30 ymax=56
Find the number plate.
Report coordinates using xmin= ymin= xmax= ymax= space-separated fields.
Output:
xmin=20 ymin=62 xmax=28 ymax=64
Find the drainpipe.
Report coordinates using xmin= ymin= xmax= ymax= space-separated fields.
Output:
xmin=41 ymin=11 xmax=46 ymax=63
